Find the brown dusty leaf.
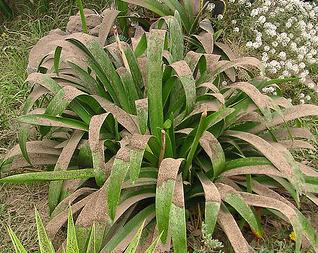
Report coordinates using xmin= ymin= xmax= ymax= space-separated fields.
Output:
xmin=93 ymin=95 xmax=139 ymax=134
xmin=51 ymin=187 xmax=95 ymax=218
xmin=276 ymin=140 xmax=315 ymax=151
xmin=76 ymin=184 xmax=108 ymax=227
xmin=46 ymin=194 xmax=93 ymax=238
xmin=247 ymin=180 xmax=296 ymax=209
xmin=194 ymin=32 xmax=213 ymax=54
xmin=251 ymin=104 xmax=318 ymax=133
xmin=157 ymin=158 xmax=183 ymax=187
xmin=215 ymin=42 xmax=239 ymax=60
xmin=89 ymin=113 xmax=109 ymax=174
xmin=228 ymin=82 xmax=272 ymax=110
xmin=223 ymin=165 xmax=284 ymax=178
xmin=10 ymin=154 xmax=59 ymax=170
xmin=217 ymin=204 xmax=251 ymax=253
xmin=5 ymin=140 xmax=60 ymax=161
xmin=172 ymin=175 xmax=184 ymax=208
xmin=225 ymin=130 xmax=294 ymax=179
xmin=198 ymin=82 xmax=219 ymax=93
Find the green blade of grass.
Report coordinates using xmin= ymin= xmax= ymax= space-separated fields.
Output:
xmin=75 ymin=0 xmax=88 ymax=33
xmin=35 ymin=209 xmax=55 ymax=253
xmin=66 ymin=208 xmax=80 ymax=253
xmin=7 ymin=227 xmax=28 ymax=253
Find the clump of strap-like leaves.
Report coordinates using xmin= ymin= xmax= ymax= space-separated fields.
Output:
xmin=2 ymin=8 xmax=318 ymax=253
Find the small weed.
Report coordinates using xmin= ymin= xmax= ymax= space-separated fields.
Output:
xmin=193 ymin=223 xmax=224 ymax=253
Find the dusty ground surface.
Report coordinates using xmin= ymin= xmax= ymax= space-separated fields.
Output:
xmin=0 ymin=183 xmax=49 ymax=252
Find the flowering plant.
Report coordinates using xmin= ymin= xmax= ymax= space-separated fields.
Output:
xmin=221 ymin=0 xmax=318 ymax=96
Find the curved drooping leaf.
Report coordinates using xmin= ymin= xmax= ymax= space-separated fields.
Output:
xmin=252 ymin=104 xmax=318 ymax=133
xmin=156 ymin=158 xmax=182 ymax=243
xmin=170 ymin=60 xmax=196 ymax=114
xmin=48 ymin=130 xmax=84 ymax=213
xmin=19 ymin=114 xmax=88 ymax=131
xmin=107 ymin=147 xmax=131 ymax=220
xmin=217 ymin=184 xmax=262 ymax=235
xmin=217 ymin=204 xmax=251 ymax=253
xmin=89 ymin=113 xmax=111 ymax=181
xmin=197 ymin=172 xmax=221 ymax=235
xmin=0 ymin=169 xmax=96 ymax=184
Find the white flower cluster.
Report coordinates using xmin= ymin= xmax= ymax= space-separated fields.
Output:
xmin=225 ymin=0 xmax=318 ymax=90
xmin=299 ymin=92 xmax=312 ymax=104
xmin=261 ymin=85 xmax=277 ymax=96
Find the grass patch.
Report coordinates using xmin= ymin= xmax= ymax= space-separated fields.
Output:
xmin=0 ymin=0 xmax=109 ymax=150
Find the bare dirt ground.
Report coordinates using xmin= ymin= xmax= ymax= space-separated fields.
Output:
xmin=0 ymin=183 xmax=49 ymax=252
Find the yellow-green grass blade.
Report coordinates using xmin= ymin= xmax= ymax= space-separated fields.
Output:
xmin=144 ymin=232 xmax=163 ymax=253
xmin=66 ymin=208 xmax=80 ymax=253
xmin=85 ymin=224 xmax=96 ymax=253
xmin=35 ymin=209 xmax=55 ymax=253
xmin=124 ymin=220 xmax=146 ymax=253
xmin=7 ymin=227 xmax=28 ymax=253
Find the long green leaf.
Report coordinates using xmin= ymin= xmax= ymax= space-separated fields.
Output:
xmin=107 ymin=148 xmax=131 ymax=220
xmin=103 ymin=204 xmax=155 ymax=252
xmin=75 ymin=0 xmax=88 ymax=33
xmin=146 ymin=29 xmax=166 ymax=138
xmin=121 ymin=0 xmax=172 ymax=16
xmin=87 ymin=41 xmax=132 ymax=112
xmin=223 ymin=191 xmax=263 ymax=238
xmin=19 ymin=114 xmax=88 ymax=131
xmin=0 ymin=169 xmax=96 ymax=184
xmin=156 ymin=158 xmax=182 ymax=243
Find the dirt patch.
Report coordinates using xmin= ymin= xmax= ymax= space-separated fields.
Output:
xmin=0 ymin=183 xmax=48 ymax=252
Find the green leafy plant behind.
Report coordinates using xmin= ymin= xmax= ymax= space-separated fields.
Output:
xmin=121 ymin=0 xmax=226 ymax=35
xmin=0 ymin=0 xmax=13 ymax=18
xmin=2 ymin=7 xmax=318 ymax=253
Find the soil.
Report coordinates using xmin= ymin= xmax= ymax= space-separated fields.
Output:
xmin=0 ymin=183 xmax=49 ymax=252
